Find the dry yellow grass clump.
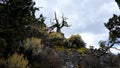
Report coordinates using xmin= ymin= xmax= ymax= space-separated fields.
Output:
xmin=7 ymin=53 xmax=28 ymax=68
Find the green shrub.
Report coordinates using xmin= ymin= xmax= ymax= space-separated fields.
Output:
xmin=77 ymin=47 xmax=87 ymax=53
xmin=0 ymin=38 xmax=6 ymax=57
xmin=68 ymin=34 xmax=85 ymax=48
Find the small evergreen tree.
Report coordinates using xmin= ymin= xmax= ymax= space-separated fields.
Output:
xmin=102 ymin=0 xmax=120 ymax=52
xmin=0 ymin=0 xmax=40 ymax=57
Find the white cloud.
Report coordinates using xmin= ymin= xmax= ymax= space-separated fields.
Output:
xmin=35 ymin=0 xmax=48 ymax=8
xmin=34 ymin=0 xmax=120 ymax=54
xmin=81 ymin=33 xmax=96 ymax=48
xmin=80 ymin=32 xmax=108 ymax=48
xmin=56 ymin=0 xmax=72 ymax=6
xmin=99 ymin=1 xmax=120 ymax=16
xmin=110 ymin=46 xmax=120 ymax=54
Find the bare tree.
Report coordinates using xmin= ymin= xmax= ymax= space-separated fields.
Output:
xmin=48 ymin=12 xmax=70 ymax=33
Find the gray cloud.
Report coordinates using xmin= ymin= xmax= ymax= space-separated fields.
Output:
xmin=35 ymin=0 xmax=120 ymax=50
xmin=62 ymin=0 xmax=120 ymax=35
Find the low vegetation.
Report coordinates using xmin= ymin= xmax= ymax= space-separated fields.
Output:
xmin=0 ymin=0 xmax=120 ymax=68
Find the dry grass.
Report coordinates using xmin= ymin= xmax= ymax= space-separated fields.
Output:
xmin=7 ymin=53 xmax=28 ymax=68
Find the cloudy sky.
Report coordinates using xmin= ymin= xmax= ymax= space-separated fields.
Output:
xmin=35 ymin=0 xmax=120 ymax=53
